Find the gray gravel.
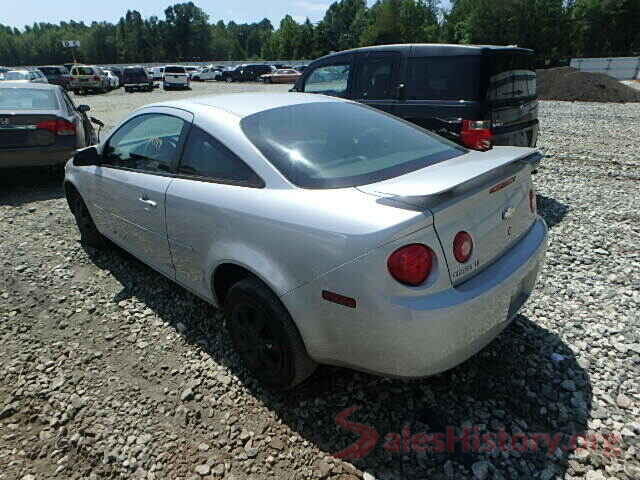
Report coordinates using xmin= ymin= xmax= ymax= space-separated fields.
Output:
xmin=1 ymin=85 xmax=639 ymax=480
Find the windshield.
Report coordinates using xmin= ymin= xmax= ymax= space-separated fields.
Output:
xmin=0 ymin=88 xmax=59 ymax=110
xmin=165 ymin=66 xmax=185 ymax=74
xmin=241 ymin=102 xmax=464 ymax=189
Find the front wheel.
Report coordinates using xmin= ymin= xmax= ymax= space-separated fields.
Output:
xmin=225 ymin=277 xmax=316 ymax=390
xmin=70 ymin=192 xmax=105 ymax=248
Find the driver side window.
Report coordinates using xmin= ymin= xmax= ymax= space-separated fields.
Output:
xmin=102 ymin=114 xmax=186 ymax=174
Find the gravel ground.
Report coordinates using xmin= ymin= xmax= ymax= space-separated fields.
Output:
xmin=1 ymin=84 xmax=639 ymax=480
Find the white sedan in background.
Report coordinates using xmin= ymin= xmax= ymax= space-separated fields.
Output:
xmin=64 ymin=93 xmax=547 ymax=390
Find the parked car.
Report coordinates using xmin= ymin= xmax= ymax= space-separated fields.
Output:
xmin=261 ymin=68 xmax=302 ymax=84
xmin=292 ymin=44 xmax=539 ymax=150
xmin=37 ymin=66 xmax=71 ymax=89
xmin=0 ymin=67 xmax=10 ymax=80
xmin=104 ymin=70 xmax=120 ymax=89
xmin=122 ymin=66 xmax=154 ymax=93
xmin=150 ymin=67 xmax=165 ymax=81
xmin=163 ymin=65 xmax=190 ymax=90
xmin=0 ymin=82 xmax=100 ymax=168
xmin=4 ymin=70 xmax=48 ymax=83
xmin=108 ymin=67 xmax=124 ymax=86
xmin=184 ymin=66 xmax=199 ymax=78
xmin=192 ymin=66 xmax=222 ymax=81
xmin=69 ymin=65 xmax=110 ymax=94
xmin=219 ymin=64 xmax=273 ymax=82
xmin=64 ymin=93 xmax=547 ymax=390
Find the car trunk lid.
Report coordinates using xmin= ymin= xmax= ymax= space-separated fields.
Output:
xmin=357 ymin=147 xmax=540 ymax=285
xmin=0 ymin=113 xmax=60 ymax=148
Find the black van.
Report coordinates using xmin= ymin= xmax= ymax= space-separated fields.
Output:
xmin=122 ymin=66 xmax=154 ymax=93
xmin=291 ymin=44 xmax=538 ymax=150
xmin=221 ymin=64 xmax=273 ymax=82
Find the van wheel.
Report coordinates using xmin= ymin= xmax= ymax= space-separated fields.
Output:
xmin=225 ymin=277 xmax=316 ymax=390
xmin=70 ymin=193 xmax=105 ymax=248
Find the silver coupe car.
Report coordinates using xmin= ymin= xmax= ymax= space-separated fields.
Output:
xmin=64 ymin=93 xmax=548 ymax=390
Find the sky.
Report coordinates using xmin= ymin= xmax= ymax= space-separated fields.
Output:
xmin=2 ymin=0 xmax=450 ymax=30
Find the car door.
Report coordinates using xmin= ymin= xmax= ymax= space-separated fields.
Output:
xmin=91 ymin=108 xmax=192 ymax=276
xmin=165 ymin=125 xmax=263 ymax=299
xmin=352 ymin=51 xmax=402 ymax=116
xmin=297 ymin=55 xmax=354 ymax=98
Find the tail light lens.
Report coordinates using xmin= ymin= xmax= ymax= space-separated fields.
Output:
xmin=37 ymin=119 xmax=76 ymax=136
xmin=460 ymin=120 xmax=492 ymax=151
xmin=453 ymin=231 xmax=473 ymax=263
xmin=388 ymin=244 xmax=434 ymax=286
xmin=529 ymin=189 xmax=537 ymax=213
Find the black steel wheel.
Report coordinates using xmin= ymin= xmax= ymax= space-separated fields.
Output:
xmin=225 ymin=277 xmax=316 ymax=390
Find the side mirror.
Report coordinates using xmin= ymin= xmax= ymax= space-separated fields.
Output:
xmin=73 ymin=146 xmax=100 ymax=167
xmin=77 ymin=104 xmax=90 ymax=113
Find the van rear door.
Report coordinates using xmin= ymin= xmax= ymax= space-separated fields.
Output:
xmin=486 ymin=50 xmax=538 ymax=147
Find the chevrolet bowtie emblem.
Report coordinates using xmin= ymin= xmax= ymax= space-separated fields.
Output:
xmin=502 ymin=207 xmax=516 ymax=220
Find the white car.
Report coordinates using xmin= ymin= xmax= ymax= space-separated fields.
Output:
xmin=4 ymin=70 xmax=48 ymax=83
xmin=150 ymin=67 xmax=164 ymax=81
xmin=163 ymin=65 xmax=190 ymax=90
xmin=192 ymin=66 xmax=221 ymax=81
xmin=64 ymin=93 xmax=547 ymax=390
xmin=104 ymin=70 xmax=120 ymax=89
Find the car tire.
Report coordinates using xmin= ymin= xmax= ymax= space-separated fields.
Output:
xmin=70 ymin=192 xmax=105 ymax=249
xmin=225 ymin=277 xmax=317 ymax=390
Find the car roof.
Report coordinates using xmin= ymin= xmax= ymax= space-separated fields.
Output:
xmin=147 ymin=93 xmax=344 ymax=118
xmin=317 ymin=43 xmax=533 ymax=60
xmin=0 ymin=81 xmax=60 ymax=90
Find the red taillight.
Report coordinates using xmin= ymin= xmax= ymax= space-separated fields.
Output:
xmin=37 ymin=119 xmax=76 ymax=136
xmin=453 ymin=231 xmax=473 ymax=264
xmin=529 ymin=189 xmax=537 ymax=213
xmin=387 ymin=244 xmax=433 ymax=286
xmin=460 ymin=120 xmax=492 ymax=151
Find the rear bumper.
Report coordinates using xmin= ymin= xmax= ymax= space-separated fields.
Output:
xmin=284 ymin=217 xmax=548 ymax=377
xmin=124 ymin=83 xmax=151 ymax=89
xmin=0 ymin=147 xmax=74 ymax=168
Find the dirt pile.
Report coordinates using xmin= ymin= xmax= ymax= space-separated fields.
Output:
xmin=536 ymin=66 xmax=640 ymax=102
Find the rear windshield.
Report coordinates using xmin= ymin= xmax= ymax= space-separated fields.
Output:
xmin=72 ymin=67 xmax=95 ymax=76
xmin=487 ymin=52 xmax=536 ymax=103
xmin=241 ymin=102 xmax=464 ymax=189
xmin=0 ymin=88 xmax=59 ymax=110
xmin=165 ymin=66 xmax=186 ymax=74
xmin=125 ymin=68 xmax=146 ymax=75
xmin=5 ymin=71 xmax=30 ymax=80
xmin=406 ymin=56 xmax=482 ymax=101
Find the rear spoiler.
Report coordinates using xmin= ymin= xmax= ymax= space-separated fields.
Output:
xmin=357 ymin=148 xmax=542 ymax=203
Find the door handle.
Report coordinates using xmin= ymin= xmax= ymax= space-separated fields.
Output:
xmin=138 ymin=197 xmax=157 ymax=208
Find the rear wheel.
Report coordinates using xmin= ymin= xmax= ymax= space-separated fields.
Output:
xmin=225 ymin=277 xmax=316 ymax=390
xmin=70 ymin=191 xmax=105 ymax=248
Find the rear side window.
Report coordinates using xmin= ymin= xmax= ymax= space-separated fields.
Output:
xmin=0 ymin=88 xmax=59 ymax=110
xmin=179 ymin=126 xmax=258 ymax=185
xmin=304 ymin=64 xmax=351 ymax=96
xmin=406 ymin=56 xmax=482 ymax=101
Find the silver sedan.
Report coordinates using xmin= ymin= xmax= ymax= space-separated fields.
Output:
xmin=64 ymin=93 xmax=548 ymax=390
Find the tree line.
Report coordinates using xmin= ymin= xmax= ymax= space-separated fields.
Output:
xmin=0 ymin=0 xmax=638 ymax=67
